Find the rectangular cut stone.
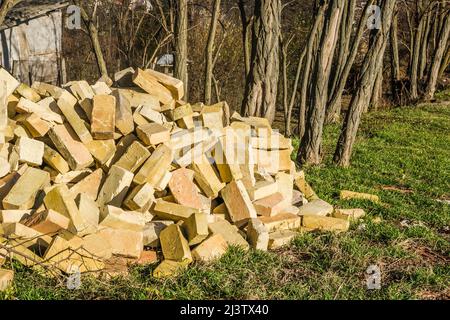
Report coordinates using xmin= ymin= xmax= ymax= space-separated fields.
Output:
xmin=16 ymin=97 xmax=63 ymax=123
xmin=97 ymin=165 xmax=134 ymax=207
xmin=139 ymin=104 xmax=165 ymax=124
xmin=247 ymin=218 xmax=269 ymax=251
xmin=86 ymin=139 xmax=116 ymax=164
xmin=44 ymin=184 xmax=89 ymax=236
xmin=28 ymin=209 xmax=70 ymax=234
xmin=168 ymin=168 xmax=203 ymax=210
xmin=16 ymin=83 xmax=41 ymax=102
xmin=117 ymin=89 xmax=160 ymax=110
xmin=75 ymin=193 xmax=99 ymax=234
xmin=0 ymin=67 xmax=20 ymax=96
xmin=115 ymin=141 xmax=150 ymax=173
xmin=192 ymin=234 xmax=228 ymax=262
xmin=340 ymin=190 xmax=380 ymax=203
xmin=172 ymin=103 xmax=193 ymax=121
xmin=253 ymin=192 xmax=287 ymax=217
xmin=134 ymin=144 xmax=173 ymax=186
xmin=124 ymin=183 xmax=155 ymax=212
xmin=220 ymin=180 xmax=257 ymax=223
xmin=298 ymin=199 xmax=333 ymax=216
xmin=57 ymin=90 xmax=93 ymax=143
xmin=153 ymin=199 xmax=199 ymax=221
xmin=49 ymin=124 xmax=94 ymax=170
xmin=2 ymin=167 xmax=50 ymax=209
xmin=191 ymin=155 xmax=225 ymax=198
xmin=22 ymin=113 xmax=51 ymax=137
xmin=91 ymin=81 xmax=112 ymax=95
xmin=183 ymin=212 xmax=209 ymax=245
xmin=302 ymin=215 xmax=350 ymax=232
xmin=91 ymin=95 xmax=116 ymax=139
xmin=254 ymin=149 xmax=291 ymax=174
xmin=104 ymin=134 xmax=137 ymax=169
xmin=214 ymin=133 xmax=243 ymax=183
xmin=251 ymin=134 xmax=291 ymax=150
xmin=0 ymin=210 xmax=31 ymax=223
xmin=201 ymin=105 xmax=223 ymax=129
xmin=143 ymin=220 xmax=173 ymax=247
xmin=294 ymin=171 xmax=319 ymax=201
xmin=97 ymin=227 xmax=143 ymax=258
xmin=333 ymin=208 xmax=366 ymax=221
xmin=16 ymin=137 xmax=44 ymax=166
xmin=160 ymin=224 xmax=192 ymax=262
xmin=99 ymin=205 xmax=145 ymax=232
xmin=114 ymin=67 xmax=135 ymax=87
xmin=276 ymin=172 xmax=294 ymax=207
xmin=0 ymin=165 xmax=27 ymax=202
xmin=152 ymin=259 xmax=190 ymax=278
xmin=248 ymin=180 xmax=278 ymax=201
xmin=208 ymin=220 xmax=249 ymax=249
xmin=43 ymin=236 xmax=104 ymax=273
xmin=133 ymin=68 xmax=173 ymax=105
xmin=259 ymin=212 xmax=301 ymax=232
xmin=268 ymin=230 xmax=297 ymax=249
xmin=136 ymin=123 xmax=170 ymax=146
xmin=153 ymin=170 xmax=172 ymax=192
xmin=111 ymin=90 xmax=134 ymax=135
xmin=145 ymin=68 xmax=184 ymax=100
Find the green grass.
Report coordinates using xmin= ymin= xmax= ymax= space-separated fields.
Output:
xmin=1 ymin=104 xmax=449 ymax=300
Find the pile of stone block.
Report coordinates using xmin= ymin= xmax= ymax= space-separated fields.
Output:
xmin=0 ymin=66 xmax=367 ymax=284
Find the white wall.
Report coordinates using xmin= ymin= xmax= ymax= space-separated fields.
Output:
xmin=0 ymin=11 xmax=62 ymax=84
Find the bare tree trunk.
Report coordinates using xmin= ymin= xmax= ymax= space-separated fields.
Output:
xmin=204 ymin=0 xmax=221 ymax=105
xmin=334 ymin=0 xmax=396 ymax=167
xmin=297 ymin=4 xmax=326 ymax=139
xmin=410 ymin=1 xmax=425 ymax=100
xmin=241 ymin=0 xmax=281 ymax=124
xmin=238 ymin=0 xmax=252 ymax=79
xmin=175 ymin=0 xmax=188 ymax=100
xmin=325 ymin=0 xmax=375 ymax=124
xmin=297 ymin=0 xmax=344 ymax=165
xmin=390 ymin=9 xmax=401 ymax=104
xmin=438 ymin=45 xmax=450 ymax=79
xmin=418 ymin=10 xmax=432 ymax=81
xmin=74 ymin=0 xmax=108 ymax=77
xmin=281 ymin=35 xmax=306 ymax=137
xmin=369 ymin=68 xmax=383 ymax=111
xmin=329 ymin=0 xmax=355 ymax=100
xmin=424 ymin=14 xmax=450 ymax=101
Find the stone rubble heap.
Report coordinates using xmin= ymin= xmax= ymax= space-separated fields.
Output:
xmin=0 ymin=66 xmax=372 ymax=285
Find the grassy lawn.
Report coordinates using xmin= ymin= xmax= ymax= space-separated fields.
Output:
xmin=1 ymin=103 xmax=449 ymax=300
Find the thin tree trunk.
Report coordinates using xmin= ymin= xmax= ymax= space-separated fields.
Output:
xmin=410 ymin=1 xmax=425 ymax=100
xmin=281 ymin=35 xmax=306 ymax=137
xmin=241 ymin=0 xmax=281 ymax=124
xmin=329 ymin=0 xmax=355 ymax=100
xmin=325 ymin=0 xmax=375 ymax=124
xmin=333 ymin=0 xmax=396 ymax=167
xmin=175 ymin=0 xmax=188 ymax=100
xmin=424 ymin=14 xmax=450 ymax=101
xmin=238 ymin=0 xmax=252 ymax=79
xmin=204 ymin=0 xmax=221 ymax=105
xmin=390 ymin=9 xmax=401 ymax=104
xmin=438 ymin=45 xmax=450 ymax=79
xmin=298 ymin=0 xmax=344 ymax=165
xmin=75 ymin=0 xmax=108 ymax=77
xmin=418 ymin=10 xmax=432 ymax=80
xmin=298 ymin=4 xmax=326 ymax=140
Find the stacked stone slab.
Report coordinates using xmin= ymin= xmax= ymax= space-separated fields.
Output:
xmin=0 ymin=67 xmax=368 ymax=280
